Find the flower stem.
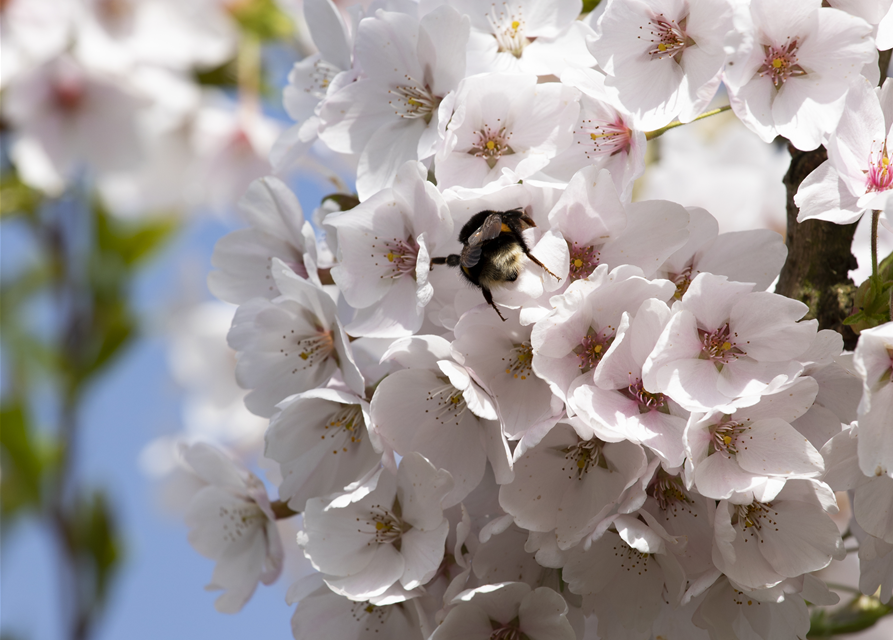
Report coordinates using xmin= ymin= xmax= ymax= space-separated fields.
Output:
xmin=871 ymin=209 xmax=880 ymax=282
xmin=645 ymin=105 xmax=732 ymax=140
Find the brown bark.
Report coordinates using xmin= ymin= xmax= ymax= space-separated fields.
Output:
xmin=775 ymin=144 xmax=860 ymax=350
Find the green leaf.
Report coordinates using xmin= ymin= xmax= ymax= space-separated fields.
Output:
xmin=230 ymin=0 xmax=294 ymax=41
xmin=581 ymin=0 xmax=603 ymax=14
xmin=0 ymin=403 xmax=43 ymax=519
xmin=0 ymin=171 xmax=42 ymax=218
xmin=195 ymin=58 xmax=239 ymax=88
xmin=845 ymin=272 xmax=893 ymax=332
xmin=321 ymin=193 xmax=360 ymax=211
xmin=94 ymin=203 xmax=179 ymax=269
xmin=71 ymin=491 xmax=122 ymax=609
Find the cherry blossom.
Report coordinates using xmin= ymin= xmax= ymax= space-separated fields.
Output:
xmin=298 ymin=452 xmax=453 ymax=602
xmin=274 ymin=0 xmax=355 ymax=171
xmin=3 ymin=54 xmax=148 ymax=194
xmin=853 ymin=321 xmax=893 ymax=477
xmin=683 ymin=377 xmax=825 ymax=503
xmin=319 ymin=5 xmax=470 ymax=198
xmin=289 ymin=585 xmax=424 ymax=640
xmin=591 ymin=0 xmax=735 ymax=129
xmin=531 ymin=264 xmax=676 ymax=405
xmin=431 ymin=582 xmax=575 ymax=640
xmin=434 ymin=72 xmax=580 ymax=189
xmin=796 ymin=78 xmax=893 ymax=224
xmin=265 ymin=388 xmax=382 ymax=513
xmin=369 ymin=335 xmax=508 ymax=507
xmin=643 ymin=273 xmax=818 ymax=413
xmin=574 ymin=298 xmax=689 ymax=468
xmin=328 ymin=161 xmax=452 ymax=337
xmin=724 ymin=0 xmax=876 ymax=150
xmin=547 ymin=68 xmax=647 ymax=199
xmin=444 ymin=0 xmax=596 ymax=76
xmin=182 ymin=442 xmax=284 ymax=613
xmin=562 ymin=514 xmax=686 ymax=640
xmin=209 ymin=176 xmax=320 ymax=304
xmin=227 ymin=259 xmax=364 ymax=417
xmin=497 ymin=419 xmax=648 ymax=549
xmin=712 ymin=480 xmax=844 ymax=590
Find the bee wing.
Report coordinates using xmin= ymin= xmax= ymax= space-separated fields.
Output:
xmin=460 ymin=213 xmax=503 ymax=268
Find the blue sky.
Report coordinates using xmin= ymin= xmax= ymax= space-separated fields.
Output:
xmin=0 ymin=171 xmax=336 ymax=640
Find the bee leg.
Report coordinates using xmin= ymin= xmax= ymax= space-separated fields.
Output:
xmin=430 ymin=255 xmax=461 ymax=269
xmin=481 ymin=286 xmax=507 ymax=321
xmin=524 ymin=251 xmax=561 ymax=282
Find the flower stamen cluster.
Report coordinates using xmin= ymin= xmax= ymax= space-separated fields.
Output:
xmin=574 ymin=327 xmax=614 ymax=373
xmin=758 ymin=39 xmax=806 ymax=90
xmin=323 ymin=404 xmax=364 ymax=452
xmin=488 ymin=4 xmax=530 ymax=58
xmin=567 ymin=242 xmax=600 ymax=281
xmin=699 ymin=323 xmax=743 ymax=365
xmin=865 ymin=142 xmax=893 ymax=193
xmin=389 ymin=79 xmax=438 ymax=122
xmin=561 ymin=438 xmax=607 ymax=480
xmin=504 ymin=342 xmax=534 ymax=379
xmin=646 ymin=14 xmax=693 ymax=61
xmin=469 ymin=124 xmax=515 ymax=169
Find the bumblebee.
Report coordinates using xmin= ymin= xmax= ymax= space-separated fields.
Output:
xmin=431 ymin=209 xmax=560 ymax=321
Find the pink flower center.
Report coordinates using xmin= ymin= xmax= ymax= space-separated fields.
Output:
xmin=306 ymin=59 xmax=339 ymax=100
xmin=372 ymin=236 xmax=420 ymax=280
xmin=671 ymin=266 xmax=693 ymax=300
xmin=648 ymin=472 xmax=690 ymax=511
xmin=699 ymin=323 xmax=744 ymax=366
xmin=469 ymin=124 xmax=515 ymax=169
xmin=53 ymin=78 xmax=84 ymax=112
xmin=733 ymin=501 xmax=775 ymax=533
xmin=626 ymin=377 xmax=667 ymax=413
xmin=574 ymin=326 xmax=615 ymax=373
xmin=865 ymin=142 xmax=893 ymax=194
xmin=488 ymin=3 xmax=531 ymax=58
xmin=503 ymin=342 xmax=534 ymax=380
xmin=489 ymin=622 xmax=524 ymax=640
xmin=362 ymin=503 xmax=406 ymax=547
xmin=322 ymin=404 xmax=364 ymax=453
xmin=561 ymin=438 xmax=607 ymax=480
xmin=426 ymin=382 xmax=469 ymax=426
xmin=758 ymin=39 xmax=807 ymax=89
xmin=286 ymin=329 xmax=335 ymax=370
xmin=389 ymin=79 xmax=438 ymax=123
xmin=578 ymin=116 xmax=632 ymax=159
xmin=567 ymin=242 xmax=600 ymax=282
xmin=646 ymin=14 xmax=694 ymax=61
xmin=709 ymin=419 xmax=747 ymax=457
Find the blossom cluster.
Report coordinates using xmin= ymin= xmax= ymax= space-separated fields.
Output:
xmin=0 ymin=0 xmax=284 ymax=215
xmin=180 ymin=0 xmax=893 ymax=638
